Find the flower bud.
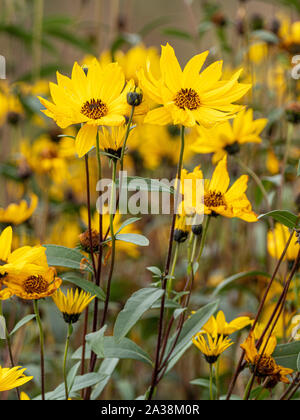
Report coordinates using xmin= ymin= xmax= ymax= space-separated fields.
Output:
xmin=127 ymin=87 xmax=143 ymax=106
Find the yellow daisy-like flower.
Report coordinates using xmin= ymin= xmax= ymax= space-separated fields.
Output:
xmin=38 ymin=59 xmax=132 ymax=158
xmin=202 ymin=310 xmax=253 ymax=337
xmin=20 ymin=392 xmax=31 ymax=400
xmin=202 ymin=156 xmax=258 ymax=222
xmin=241 ymin=332 xmax=293 ymax=385
xmin=191 ymin=109 xmax=268 ymax=164
xmin=0 ymin=267 xmax=62 ymax=301
xmin=0 ymin=194 xmax=38 ymax=226
xmin=52 ymin=288 xmax=96 ymax=324
xmin=99 ymin=126 xmax=132 ymax=159
xmin=138 ymin=43 xmax=251 ymax=127
xmin=0 ymin=365 xmax=33 ymax=392
xmin=267 ymin=223 xmax=299 ymax=262
xmin=0 ymin=226 xmax=49 ymax=279
xmin=192 ymin=332 xmax=233 ymax=364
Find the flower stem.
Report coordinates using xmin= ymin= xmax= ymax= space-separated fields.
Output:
xmin=197 ymin=216 xmax=211 ymax=263
xmin=148 ymin=125 xmax=185 ymax=401
xmin=209 ymin=364 xmax=215 ymax=401
xmin=33 ymin=299 xmax=45 ymax=400
xmin=63 ymin=323 xmax=73 ymax=400
xmin=167 ymin=242 xmax=180 ymax=297
xmin=100 ymin=158 xmax=117 ymax=328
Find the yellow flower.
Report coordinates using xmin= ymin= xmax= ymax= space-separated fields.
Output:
xmin=39 ymin=59 xmax=132 ymax=157
xmin=191 ymin=109 xmax=267 ymax=164
xmin=52 ymin=288 xmax=95 ymax=324
xmin=267 ymin=223 xmax=299 ymax=262
xmin=20 ymin=392 xmax=31 ymax=400
xmin=0 ymin=267 xmax=62 ymax=301
xmin=247 ymin=42 xmax=268 ymax=64
xmin=0 ymin=194 xmax=38 ymax=225
xmin=0 ymin=366 xmax=33 ymax=392
xmin=266 ymin=150 xmax=280 ymax=175
xmin=174 ymin=210 xmax=192 ymax=243
xmin=279 ymin=16 xmax=300 ymax=53
xmin=0 ymin=226 xmax=49 ymax=280
xmin=99 ymin=126 xmax=132 ymax=159
xmin=202 ymin=156 xmax=258 ymax=222
xmin=241 ymin=332 xmax=293 ymax=385
xmin=192 ymin=332 xmax=233 ymax=364
xmin=138 ymin=43 xmax=250 ymax=127
xmin=202 ymin=310 xmax=253 ymax=337
xmin=128 ymin=124 xmax=195 ymax=170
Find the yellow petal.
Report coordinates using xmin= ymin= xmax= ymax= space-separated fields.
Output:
xmin=75 ymin=124 xmax=98 ymax=158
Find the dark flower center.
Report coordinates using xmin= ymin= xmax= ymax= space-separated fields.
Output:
xmin=81 ymin=99 xmax=108 ymax=120
xmin=174 ymin=88 xmax=201 ymax=110
xmin=23 ymin=276 xmax=49 ymax=295
xmin=204 ymin=191 xmax=227 ymax=208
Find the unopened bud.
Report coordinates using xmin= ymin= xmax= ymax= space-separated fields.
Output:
xmin=127 ymin=87 xmax=143 ymax=106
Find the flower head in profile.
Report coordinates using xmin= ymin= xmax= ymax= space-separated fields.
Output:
xmin=0 ymin=365 xmax=33 ymax=392
xmin=52 ymin=288 xmax=95 ymax=324
xmin=203 ymin=156 xmax=258 ymax=222
xmin=99 ymin=125 xmax=132 ymax=160
xmin=202 ymin=310 xmax=253 ymax=337
xmin=191 ymin=109 xmax=268 ymax=163
xmin=138 ymin=43 xmax=250 ymax=127
xmin=39 ymin=59 xmax=134 ymax=157
xmin=0 ymin=194 xmax=38 ymax=226
xmin=267 ymin=223 xmax=299 ymax=263
xmin=241 ymin=331 xmax=293 ymax=386
xmin=192 ymin=332 xmax=233 ymax=364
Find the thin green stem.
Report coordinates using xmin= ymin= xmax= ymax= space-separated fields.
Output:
xmin=233 ymin=156 xmax=271 ymax=211
xmin=120 ymin=106 xmax=135 ymax=170
xmin=63 ymin=323 xmax=73 ymax=400
xmin=197 ymin=216 xmax=211 ymax=263
xmin=209 ymin=363 xmax=214 ymax=401
xmin=243 ymin=375 xmax=254 ymax=400
xmin=33 ymin=300 xmax=45 ymax=401
xmin=32 ymin=0 xmax=44 ymax=81
xmin=167 ymin=242 xmax=180 ymax=297
xmin=216 ymin=358 xmax=221 ymax=400
xmin=100 ymin=159 xmax=117 ymax=328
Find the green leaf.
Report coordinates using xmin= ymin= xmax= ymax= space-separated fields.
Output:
xmin=273 ymin=341 xmax=300 ymax=370
xmin=36 ymin=373 xmax=107 ymax=400
xmin=0 ymin=315 xmax=6 ymax=340
xmin=114 ymin=287 xmax=164 ymax=341
xmin=115 ymin=217 xmax=141 ymax=235
xmin=44 ymin=27 xmax=94 ymax=54
xmin=297 ymin=160 xmax=300 ymax=177
xmin=146 ymin=266 xmax=162 ymax=277
xmin=91 ymin=358 xmax=119 ymax=400
xmin=297 ymin=353 xmax=300 ymax=372
xmin=87 ymin=333 xmax=153 ymax=366
xmin=67 ymin=362 xmax=81 ymax=393
xmin=162 ymin=27 xmax=193 ymax=40
xmin=44 ymin=245 xmax=93 ymax=273
xmin=258 ymin=210 xmax=299 ymax=229
xmin=251 ymin=30 xmax=279 ymax=44
xmin=9 ymin=314 xmax=36 ymax=336
xmin=212 ymin=271 xmax=271 ymax=297
xmin=116 ymin=176 xmax=174 ymax=194
xmin=165 ymin=300 xmax=219 ymax=371
xmin=115 ymin=233 xmax=149 ymax=247
xmin=62 ymin=272 xmax=106 ymax=301
xmin=190 ymin=378 xmax=217 ymax=393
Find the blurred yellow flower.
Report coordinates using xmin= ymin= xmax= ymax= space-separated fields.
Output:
xmin=191 ymin=108 xmax=267 ymax=163
xmin=247 ymin=42 xmax=268 ymax=64
xmin=138 ymin=43 xmax=250 ymax=127
xmin=266 ymin=150 xmax=280 ymax=175
xmin=267 ymin=223 xmax=299 ymax=262
xmin=0 ymin=194 xmax=38 ymax=225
